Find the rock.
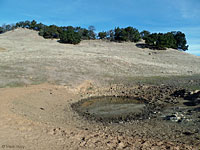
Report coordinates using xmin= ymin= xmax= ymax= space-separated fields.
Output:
xmin=40 ymin=107 xmax=45 ymax=110
xmin=117 ymin=142 xmax=126 ymax=149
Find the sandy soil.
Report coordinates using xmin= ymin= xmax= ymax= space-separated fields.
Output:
xmin=0 ymin=28 xmax=200 ymax=150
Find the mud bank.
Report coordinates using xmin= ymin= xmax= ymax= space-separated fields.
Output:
xmin=72 ymin=84 xmax=200 ymax=147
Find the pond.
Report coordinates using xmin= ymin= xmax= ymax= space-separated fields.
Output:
xmin=72 ymin=96 xmax=149 ymax=122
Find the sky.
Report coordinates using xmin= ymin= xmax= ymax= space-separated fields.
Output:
xmin=0 ymin=0 xmax=200 ymax=56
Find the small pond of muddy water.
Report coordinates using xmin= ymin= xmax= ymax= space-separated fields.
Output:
xmin=71 ymin=85 xmax=200 ymax=146
xmin=72 ymin=96 xmax=148 ymax=122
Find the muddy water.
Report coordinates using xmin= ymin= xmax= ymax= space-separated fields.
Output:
xmin=72 ymin=96 xmax=151 ymax=122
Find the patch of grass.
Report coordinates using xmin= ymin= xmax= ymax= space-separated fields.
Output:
xmin=109 ymin=74 xmax=200 ymax=90
xmin=0 ymin=82 xmax=25 ymax=88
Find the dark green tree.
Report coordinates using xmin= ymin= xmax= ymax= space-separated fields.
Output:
xmin=172 ymin=31 xmax=188 ymax=51
xmin=163 ymin=32 xmax=177 ymax=49
xmin=145 ymin=31 xmax=187 ymax=50
xmin=35 ymin=23 xmax=46 ymax=31
xmin=30 ymin=20 xmax=37 ymax=30
xmin=74 ymin=27 xmax=88 ymax=40
xmin=98 ymin=31 xmax=107 ymax=39
xmin=16 ymin=21 xmax=25 ymax=28
xmin=39 ymin=25 xmax=60 ymax=39
xmin=145 ymin=33 xmax=158 ymax=46
xmin=114 ymin=27 xmax=127 ymax=42
xmin=0 ymin=27 xmax=3 ymax=34
xmin=81 ymin=29 xmax=90 ymax=40
xmin=140 ymin=30 xmax=150 ymax=40
xmin=59 ymin=29 xmax=81 ymax=44
xmin=114 ymin=27 xmax=141 ymax=42
xmin=124 ymin=27 xmax=141 ymax=42
xmin=24 ymin=20 xmax=31 ymax=28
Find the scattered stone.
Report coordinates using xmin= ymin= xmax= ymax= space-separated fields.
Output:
xmin=182 ymin=131 xmax=193 ymax=136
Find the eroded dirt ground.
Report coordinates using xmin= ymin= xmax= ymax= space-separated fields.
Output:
xmin=0 ymin=80 xmax=200 ymax=150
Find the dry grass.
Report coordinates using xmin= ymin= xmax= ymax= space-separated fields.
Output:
xmin=0 ymin=47 xmax=6 ymax=51
xmin=0 ymin=28 xmax=199 ymax=88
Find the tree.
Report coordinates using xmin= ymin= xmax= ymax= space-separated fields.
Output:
xmin=172 ymin=31 xmax=188 ymax=51
xmin=124 ymin=27 xmax=141 ymax=42
xmin=0 ymin=27 xmax=3 ymax=34
xmin=82 ymin=29 xmax=90 ymax=40
xmin=59 ymin=28 xmax=81 ymax=44
xmin=114 ymin=27 xmax=127 ymax=42
xmin=163 ymin=32 xmax=177 ymax=49
xmin=30 ymin=20 xmax=37 ymax=30
xmin=114 ymin=27 xmax=141 ymax=42
xmin=16 ymin=21 xmax=25 ymax=28
xmin=88 ymin=25 xmax=96 ymax=40
xmin=24 ymin=20 xmax=31 ymax=28
xmin=145 ymin=33 xmax=158 ymax=46
xmin=140 ymin=30 xmax=150 ymax=40
xmin=107 ymin=30 xmax=114 ymax=41
xmin=145 ymin=31 xmax=188 ymax=50
xmin=39 ymin=25 xmax=60 ymax=39
xmin=98 ymin=31 xmax=107 ymax=39
xmin=35 ymin=23 xmax=46 ymax=31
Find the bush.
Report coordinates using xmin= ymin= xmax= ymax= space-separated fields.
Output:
xmin=59 ymin=29 xmax=81 ymax=44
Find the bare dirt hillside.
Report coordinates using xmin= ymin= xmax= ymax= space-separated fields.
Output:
xmin=0 ymin=28 xmax=200 ymax=150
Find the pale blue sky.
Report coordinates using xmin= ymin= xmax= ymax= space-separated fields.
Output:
xmin=0 ymin=0 xmax=199 ymax=55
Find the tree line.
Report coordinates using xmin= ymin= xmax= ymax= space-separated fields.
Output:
xmin=0 ymin=20 xmax=188 ymax=50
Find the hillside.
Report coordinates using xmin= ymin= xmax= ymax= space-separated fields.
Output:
xmin=0 ymin=28 xmax=200 ymax=150
xmin=0 ymin=28 xmax=199 ymax=87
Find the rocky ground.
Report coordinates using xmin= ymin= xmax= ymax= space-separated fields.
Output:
xmin=0 ymin=29 xmax=200 ymax=150
xmin=0 ymin=82 xmax=199 ymax=150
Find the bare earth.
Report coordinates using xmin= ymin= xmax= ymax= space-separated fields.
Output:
xmin=0 ymin=28 xmax=200 ymax=150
